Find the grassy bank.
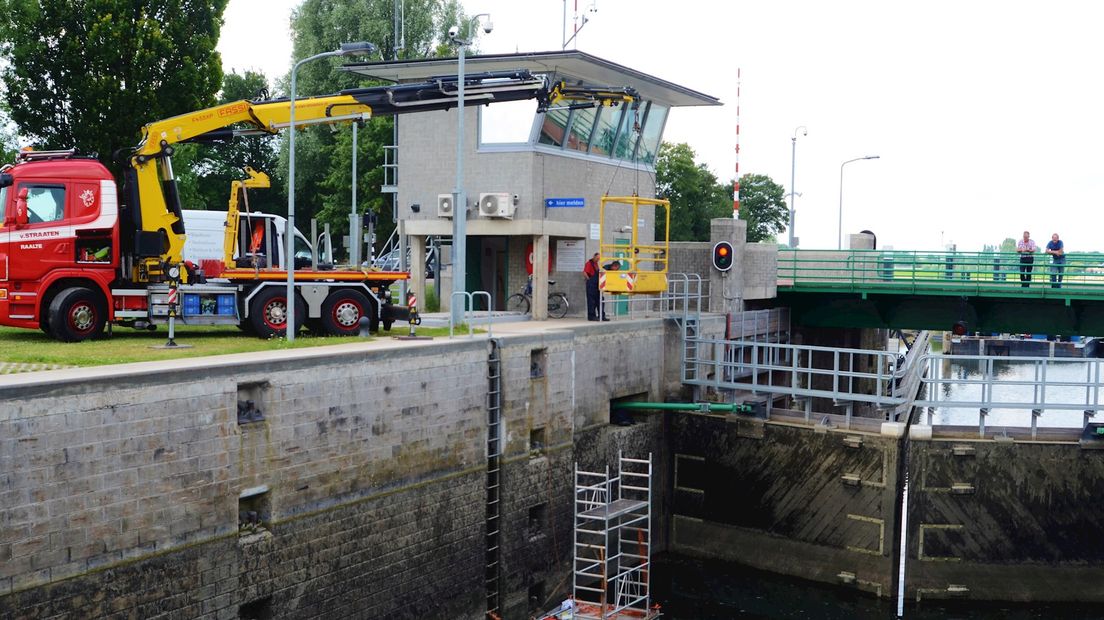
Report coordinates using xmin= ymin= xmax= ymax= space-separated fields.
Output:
xmin=0 ymin=323 xmax=459 ymax=369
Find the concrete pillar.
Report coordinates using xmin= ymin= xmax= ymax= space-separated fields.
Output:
xmin=439 ymin=244 xmax=453 ymax=313
xmin=409 ymin=235 xmax=426 ymax=313
xmin=709 ymin=218 xmax=747 ymax=314
xmin=532 ymin=234 xmax=549 ymax=320
xmin=848 ymin=232 xmax=876 ymax=250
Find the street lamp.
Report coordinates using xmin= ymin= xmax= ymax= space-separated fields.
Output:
xmin=838 ymin=155 xmax=880 ymax=250
xmin=287 ymin=41 xmax=377 ymax=341
xmin=789 ymin=126 xmax=807 ymax=248
xmin=450 ymin=14 xmax=493 ymax=326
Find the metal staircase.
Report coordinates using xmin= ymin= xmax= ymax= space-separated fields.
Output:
xmin=485 ymin=339 xmax=503 ymax=617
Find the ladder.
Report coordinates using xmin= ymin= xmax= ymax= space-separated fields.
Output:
xmin=485 ymin=339 xmax=504 ymax=617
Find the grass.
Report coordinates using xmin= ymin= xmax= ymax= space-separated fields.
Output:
xmin=0 ymin=323 xmax=461 ymax=369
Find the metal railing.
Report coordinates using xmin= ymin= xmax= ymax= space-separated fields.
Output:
xmin=779 ymin=249 xmax=1102 ymax=296
xmin=688 ymin=335 xmax=1104 ymax=434
xmin=918 ymin=354 xmax=1104 ymax=438
xmin=597 ymin=272 xmax=708 ymax=321
xmin=449 ymin=290 xmax=493 ymax=338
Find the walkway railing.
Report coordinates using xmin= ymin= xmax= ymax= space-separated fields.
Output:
xmin=690 ymin=337 xmax=1104 ymax=434
xmin=779 ymin=250 xmax=1104 ymax=296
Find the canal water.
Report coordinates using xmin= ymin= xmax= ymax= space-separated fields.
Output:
xmin=651 ymin=553 xmax=1099 ymax=619
xmin=926 ymin=358 xmax=1097 ymax=428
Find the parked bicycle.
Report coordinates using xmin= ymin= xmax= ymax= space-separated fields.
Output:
xmin=506 ymin=276 xmax=569 ymax=318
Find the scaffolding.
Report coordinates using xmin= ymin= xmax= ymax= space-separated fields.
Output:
xmin=570 ymin=452 xmax=658 ymax=620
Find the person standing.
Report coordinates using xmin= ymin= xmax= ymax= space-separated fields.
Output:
xmin=583 ymin=252 xmax=606 ymax=321
xmin=1046 ymin=233 xmax=1065 ymax=288
xmin=1016 ymin=230 xmax=1037 ymax=288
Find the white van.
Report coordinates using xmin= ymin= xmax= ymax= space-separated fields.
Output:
xmin=181 ymin=210 xmax=317 ymax=270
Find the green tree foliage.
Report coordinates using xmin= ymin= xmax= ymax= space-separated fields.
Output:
xmin=175 ymin=70 xmax=286 ymax=213
xmin=654 ymin=142 xmax=731 ymax=242
xmin=736 ymin=173 xmax=788 ymax=243
xmin=285 ymin=0 xmax=461 ymax=257
xmin=999 ymin=237 xmax=1017 ymax=253
xmin=0 ymin=0 xmax=228 ymax=175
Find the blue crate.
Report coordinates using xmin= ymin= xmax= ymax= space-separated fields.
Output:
xmin=217 ymin=294 xmax=236 ymax=316
xmin=182 ymin=294 xmax=201 ymax=316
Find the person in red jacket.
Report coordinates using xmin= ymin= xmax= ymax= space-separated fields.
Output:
xmin=583 ymin=252 xmax=608 ymax=321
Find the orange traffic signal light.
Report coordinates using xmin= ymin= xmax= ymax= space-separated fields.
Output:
xmin=712 ymin=241 xmax=734 ymax=271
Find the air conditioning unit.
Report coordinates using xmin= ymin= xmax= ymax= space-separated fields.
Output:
xmin=478 ymin=192 xmax=515 ymax=219
xmin=437 ymin=193 xmax=454 ymax=218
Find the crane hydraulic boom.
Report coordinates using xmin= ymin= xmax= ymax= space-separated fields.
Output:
xmin=126 ymin=69 xmax=638 ymax=282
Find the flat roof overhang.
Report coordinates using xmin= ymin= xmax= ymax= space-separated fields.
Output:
xmin=343 ymin=50 xmax=721 ymax=108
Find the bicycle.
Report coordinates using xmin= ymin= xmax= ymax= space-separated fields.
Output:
xmin=506 ymin=276 xmax=569 ymax=318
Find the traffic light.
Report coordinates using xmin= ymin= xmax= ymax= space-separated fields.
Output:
xmin=712 ymin=241 xmax=734 ymax=271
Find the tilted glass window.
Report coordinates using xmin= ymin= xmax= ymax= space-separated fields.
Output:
xmin=537 ymin=105 xmax=571 ymax=147
xmin=634 ymin=103 xmax=668 ymax=165
xmin=589 ymin=104 xmax=624 ymax=157
xmin=564 ymin=106 xmax=597 ymax=153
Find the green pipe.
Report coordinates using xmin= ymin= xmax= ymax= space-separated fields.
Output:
xmin=614 ymin=401 xmax=754 ymax=414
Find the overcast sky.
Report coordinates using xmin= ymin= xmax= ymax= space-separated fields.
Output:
xmin=219 ymin=1 xmax=1104 ymax=252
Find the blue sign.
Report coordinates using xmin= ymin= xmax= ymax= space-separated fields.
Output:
xmin=545 ymin=197 xmax=586 ymax=208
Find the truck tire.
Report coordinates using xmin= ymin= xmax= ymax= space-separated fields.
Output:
xmin=320 ymin=289 xmax=370 ymax=337
xmin=48 ymin=287 xmax=106 ymax=342
xmin=249 ymin=287 xmax=305 ymax=339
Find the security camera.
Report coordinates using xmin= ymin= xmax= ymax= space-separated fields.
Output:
xmin=448 ymin=25 xmax=459 ymax=39
xmin=482 ymin=21 xmax=494 ymax=34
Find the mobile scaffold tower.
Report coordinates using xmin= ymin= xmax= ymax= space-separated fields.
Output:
xmin=569 ymin=452 xmax=658 ymax=620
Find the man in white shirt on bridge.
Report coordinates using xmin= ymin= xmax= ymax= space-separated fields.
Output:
xmin=1016 ymin=230 xmax=1038 ymax=288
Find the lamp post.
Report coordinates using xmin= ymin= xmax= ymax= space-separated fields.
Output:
xmin=837 ymin=155 xmax=880 ymax=250
xmin=287 ymin=41 xmax=377 ymax=341
xmin=450 ymin=14 xmax=492 ymax=326
xmin=788 ymin=126 xmax=806 ymax=248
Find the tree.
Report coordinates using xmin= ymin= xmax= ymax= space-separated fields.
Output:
xmin=176 ymin=70 xmax=286 ymax=213
xmin=999 ymin=237 xmax=1017 ymax=254
xmin=735 ymin=173 xmax=788 ymax=243
xmin=284 ymin=0 xmax=463 ymax=257
xmin=654 ymin=142 xmax=731 ymax=242
xmin=0 ymin=0 xmax=229 ymax=176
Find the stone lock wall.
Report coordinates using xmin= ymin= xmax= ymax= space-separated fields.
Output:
xmin=1 ymin=319 xmax=679 ymax=620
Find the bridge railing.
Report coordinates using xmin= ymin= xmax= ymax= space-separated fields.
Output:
xmin=778 ymin=250 xmax=1104 ymax=293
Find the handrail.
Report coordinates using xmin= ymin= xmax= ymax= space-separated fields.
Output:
xmin=778 ymin=249 xmax=1100 ymax=295
xmin=449 ymin=290 xmax=493 ymax=338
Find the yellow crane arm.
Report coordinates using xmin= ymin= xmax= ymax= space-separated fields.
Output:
xmin=129 ymin=94 xmax=373 ymax=280
xmin=224 ymin=167 xmax=271 ymax=267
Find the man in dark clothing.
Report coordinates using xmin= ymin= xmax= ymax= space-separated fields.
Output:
xmin=1046 ymin=233 xmax=1065 ymax=288
xmin=583 ymin=252 xmax=607 ymax=321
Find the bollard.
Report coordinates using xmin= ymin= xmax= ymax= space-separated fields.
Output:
xmin=407 ymin=291 xmax=418 ymax=337
xmin=165 ymin=278 xmax=179 ymax=347
xmin=152 ymin=267 xmax=192 ymax=349
xmin=393 ymin=291 xmax=430 ymax=340
xmin=358 ymin=316 xmax=371 ymax=338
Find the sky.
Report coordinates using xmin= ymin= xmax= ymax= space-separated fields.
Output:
xmin=219 ymin=1 xmax=1104 ymax=252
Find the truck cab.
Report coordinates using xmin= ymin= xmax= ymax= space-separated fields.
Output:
xmin=0 ymin=152 xmax=119 ymax=337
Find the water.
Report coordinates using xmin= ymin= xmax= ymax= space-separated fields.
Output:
xmin=927 ymin=357 xmax=1099 ymax=428
xmin=651 ymin=553 xmax=1100 ymax=619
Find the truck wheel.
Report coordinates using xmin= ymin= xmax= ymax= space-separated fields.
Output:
xmin=382 ymin=320 xmax=393 ymax=332
xmin=320 ymin=289 xmax=371 ymax=337
xmin=48 ymin=287 xmax=106 ymax=342
xmin=250 ymin=287 xmax=305 ymax=339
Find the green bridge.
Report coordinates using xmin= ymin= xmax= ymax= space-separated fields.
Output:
xmin=776 ymin=250 xmax=1104 ymax=334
